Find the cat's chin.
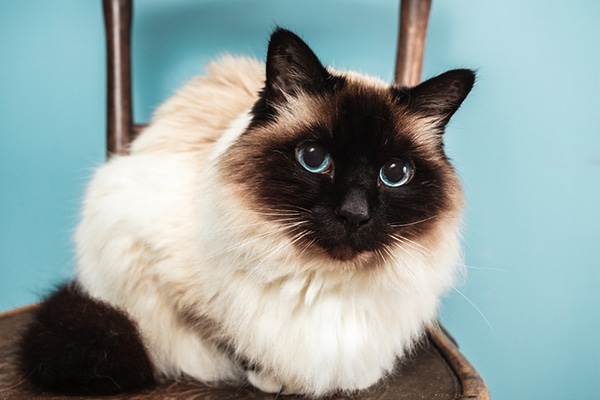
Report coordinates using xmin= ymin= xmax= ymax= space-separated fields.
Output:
xmin=327 ymin=244 xmax=363 ymax=261
xmin=297 ymin=242 xmax=380 ymax=270
xmin=320 ymin=245 xmax=385 ymax=269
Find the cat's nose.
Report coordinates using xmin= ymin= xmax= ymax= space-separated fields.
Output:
xmin=338 ymin=189 xmax=371 ymax=227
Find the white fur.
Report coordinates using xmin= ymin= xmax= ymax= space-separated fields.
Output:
xmin=74 ymin=57 xmax=463 ymax=396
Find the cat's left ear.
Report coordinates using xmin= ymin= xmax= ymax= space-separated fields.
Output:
xmin=395 ymin=69 xmax=476 ymax=130
xmin=264 ymin=28 xmax=334 ymax=104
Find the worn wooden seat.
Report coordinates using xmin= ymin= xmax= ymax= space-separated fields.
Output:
xmin=0 ymin=1 xmax=489 ymax=398
xmin=0 ymin=304 xmax=487 ymax=399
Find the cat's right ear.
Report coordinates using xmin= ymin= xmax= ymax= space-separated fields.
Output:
xmin=393 ymin=69 xmax=475 ymax=131
xmin=263 ymin=28 xmax=334 ymax=105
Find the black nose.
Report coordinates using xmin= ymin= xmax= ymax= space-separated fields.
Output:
xmin=338 ymin=188 xmax=371 ymax=227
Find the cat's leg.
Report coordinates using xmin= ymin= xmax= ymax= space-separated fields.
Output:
xmin=17 ymin=283 xmax=156 ymax=395
xmin=144 ymin=317 xmax=244 ymax=386
xmin=115 ymin=287 xmax=245 ymax=387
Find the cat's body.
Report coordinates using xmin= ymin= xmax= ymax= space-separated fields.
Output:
xmin=18 ymin=29 xmax=474 ymax=396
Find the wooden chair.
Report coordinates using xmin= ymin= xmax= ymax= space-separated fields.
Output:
xmin=0 ymin=1 xmax=489 ymax=398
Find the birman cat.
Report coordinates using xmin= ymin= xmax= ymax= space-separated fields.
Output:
xmin=18 ymin=28 xmax=475 ymax=397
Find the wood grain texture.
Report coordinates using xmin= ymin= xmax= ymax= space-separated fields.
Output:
xmin=0 ymin=305 xmax=488 ymax=399
xmin=429 ymin=327 xmax=490 ymax=400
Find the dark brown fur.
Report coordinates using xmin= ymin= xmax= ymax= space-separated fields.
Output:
xmin=17 ymin=284 xmax=156 ymax=395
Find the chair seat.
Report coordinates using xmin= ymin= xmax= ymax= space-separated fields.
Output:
xmin=0 ymin=304 xmax=488 ymax=399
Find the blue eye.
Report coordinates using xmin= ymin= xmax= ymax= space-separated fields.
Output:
xmin=379 ymin=159 xmax=414 ymax=187
xmin=296 ymin=142 xmax=331 ymax=173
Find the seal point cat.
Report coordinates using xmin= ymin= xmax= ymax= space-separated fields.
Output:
xmin=18 ymin=28 xmax=474 ymax=396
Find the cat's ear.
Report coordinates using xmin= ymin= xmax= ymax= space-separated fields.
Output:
xmin=394 ymin=69 xmax=475 ymax=130
xmin=264 ymin=28 xmax=333 ymax=104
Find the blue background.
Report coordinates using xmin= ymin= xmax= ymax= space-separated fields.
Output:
xmin=1 ymin=1 xmax=599 ymax=399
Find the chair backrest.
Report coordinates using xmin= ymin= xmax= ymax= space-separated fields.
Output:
xmin=103 ymin=0 xmax=133 ymax=157
xmin=395 ymin=0 xmax=432 ymax=87
xmin=101 ymin=0 xmax=431 ymax=157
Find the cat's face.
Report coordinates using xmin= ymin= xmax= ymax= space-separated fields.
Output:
xmin=222 ymin=29 xmax=474 ymax=263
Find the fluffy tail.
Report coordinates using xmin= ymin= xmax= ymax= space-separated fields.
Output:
xmin=17 ymin=283 xmax=156 ymax=395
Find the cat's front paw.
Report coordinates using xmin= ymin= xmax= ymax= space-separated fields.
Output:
xmin=246 ymin=370 xmax=283 ymax=393
xmin=246 ymin=370 xmax=306 ymax=395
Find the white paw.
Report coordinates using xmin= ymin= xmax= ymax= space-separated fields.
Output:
xmin=246 ymin=370 xmax=283 ymax=393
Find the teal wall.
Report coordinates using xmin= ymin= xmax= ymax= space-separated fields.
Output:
xmin=1 ymin=1 xmax=599 ymax=399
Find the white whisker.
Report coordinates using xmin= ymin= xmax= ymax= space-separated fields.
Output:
xmin=389 ymin=216 xmax=437 ymax=228
xmin=205 ymin=225 xmax=289 ymax=260
xmin=428 ymin=268 xmax=497 ymax=337
xmin=464 ymin=264 xmax=508 ymax=273
xmin=389 ymin=234 xmax=432 ymax=257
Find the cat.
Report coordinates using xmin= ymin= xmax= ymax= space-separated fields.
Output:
xmin=18 ymin=28 xmax=475 ymax=397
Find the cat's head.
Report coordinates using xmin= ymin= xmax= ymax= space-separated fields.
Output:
xmin=222 ymin=28 xmax=474 ymax=264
